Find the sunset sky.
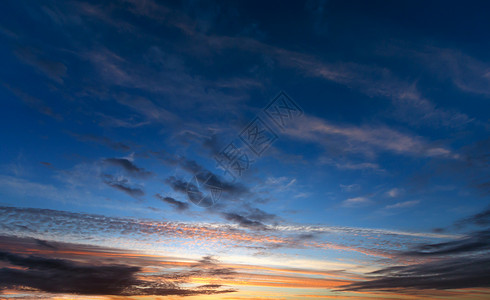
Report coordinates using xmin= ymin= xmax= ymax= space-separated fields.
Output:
xmin=1 ymin=1 xmax=489 ymax=299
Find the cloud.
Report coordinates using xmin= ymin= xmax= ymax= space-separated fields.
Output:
xmin=221 ymin=212 xmax=266 ymax=230
xmin=399 ymin=45 xmax=490 ymax=97
xmin=343 ymin=207 xmax=490 ymax=292
xmin=41 ymin=0 xmax=474 ymax=134
xmin=219 ymin=207 xmax=280 ymax=230
xmin=342 ymin=197 xmax=371 ymax=207
xmin=386 ymin=188 xmax=402 ymax=198
xmin=406 ymin=229 xmax=490 ymax=257
xmin=34 ymin=239 xmax=57 ymax=250
xmin=271 ymin=224 xmax=457 ymax=239
xmin=461 ymin=139 xmax=490 ymax=195
xmin=164 ymin=174 xmax=275 ymax=227
xmin=70 ymin=133 xmax=131 ymax=151
xmin=0 ymin=235 xmax=363 ymax=296
xmin=385 ymin=200 xmax=419 ymax=209
xmin=159 ymin=154 xmax=278 ymax=228
xmin=116 ymin=94 xmax=179 ymax=124
xmin=0 ymin=206 xmax=459 ymax=263
xmin=5 ymin=0 xmax=477 ymax=135
xmin=80 ymin=41 xmax=252 ymax=119
xmin=342 ymin=256 xmax=490 ymax=291
xmin=268 ymin=44 xmax=474 ymax=129
xmin=165 ymin=175 xmax=208 ymax=206
xmin=3 ymin=84 xmax=63 ymax=121
xmin=102 ymin=174 xmax=144 ymax=198
xmin=421 ymin=138 xmax=490 ymax=195
xmin=103 ymin=158 xmax=153 ymax=178
xmin=437 ymin=48 xmax=490 ymax=97
xmin=285 ymin=114 xmax=456 ymax=159
xmin=155 ymin=194 xmax=189 ymax=211
xmin=183 ymin=255 xmax=236 ymax=279
xmin=456 ymin=207 xmax=490 ymax=228
xmin=165 ymin=175 xmax=190 ymax=193
xmin=14 ymin=46 xmax=67 ymax=84
xmin=333 ymin=161 xmax=382 ymax=171
xmin=340 ymin=184 xmax=361 ymax=192
xmin=156 ymin=153 xmax=250 ymax=200
xmin=0 ymin=250 xmax=140 ymax=295
xmin=390 ymin=85 xmax=474 ymax=129
xmin=0 ymin=250 xmax=236 ymax=296
xmin=244 ymin=206 xmax=279 ymax=223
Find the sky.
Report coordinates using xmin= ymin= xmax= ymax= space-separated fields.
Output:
xmin=0 ymin=0 xmax=489 ymax=299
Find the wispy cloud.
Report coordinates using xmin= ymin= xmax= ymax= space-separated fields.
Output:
xmin=285 ymin=115 xmax=457 ymax=161
xmin=69 ymin=133 xmax=131 ymax=152
xmin=340 ymin=184 xmax=361 ymax=192
xmin=342 ymin=197 xmax=372 ymax=208
xmin=3 ymin=84 xmax=63 ymax=121
xmin=14 ymin=46 xmax=67 ymax=84
xmin=386 ymin=188 xmax=402 ymax=198
xmin=102 ymin=174 xmax=145 ymax=198
xmin=103 ymin=158 xmax=153 ymax=178
xmin=385 ymin=200 xmax=419 ymax=210
xmin=155 ymin=194 xmax=189 ymax=211
xmin=383 ymin=43 xmax=490 ymax=97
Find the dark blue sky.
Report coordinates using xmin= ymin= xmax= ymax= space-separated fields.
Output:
xmin=0 ymin=1 xmax=489 ymax=298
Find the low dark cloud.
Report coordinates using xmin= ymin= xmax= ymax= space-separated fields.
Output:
xmin=102 ymin=174 xmax=145 ymax=198
xmin=155 ymin=194 xmax=189 ymax=211
xmin=0 ymin=250 xmax=236 ymax=296
xmin=193 ymin=255 xmax=236 ymax=277
xmin=222 ymin=212 xmax=266 ymax=229
xmin=220 ymin=206 xmax=280 ymax=230
xmin=411 ymin=208 xmax=490 ymax=256
xmin=103 ymin=158 xmax=153 ymax=178
xmin=456 ymin=207 xmax=490 ymax=228
xmin=165 ymin=176 xmax=190 ymax=194
xmin=408 ymin=207 xmax=490 ymax=257
xmin=343 ymin=256 xmax=490 ymax=291
xmin=34 ymin=239 xmax=57 ymax=250
xmin=0 ymin=250 xmax=139 ymax=295
xmin=408 ymin=138 xmax=490 ymax=199
xmin=342 ymin=207 xmax=490 ymax=292
xmin=406 ymin=229 xmax=490 ymax=256
xmin=164 ymin=255 xmax=237 ymax=281
xmin=245 ymin=206 xmax=279 ymax=223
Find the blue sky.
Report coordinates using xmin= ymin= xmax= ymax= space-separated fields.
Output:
xmin=0 ymin=1 xmax=489 ymax=299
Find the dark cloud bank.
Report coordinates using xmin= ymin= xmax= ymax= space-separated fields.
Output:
xmin=342 ymin=207 xmax=490 ymax=292
xmin=0 ymin=239 xmax=236 ymax=297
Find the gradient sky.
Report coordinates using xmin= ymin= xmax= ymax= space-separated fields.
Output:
xmin=1 ymin=0 xmax=490 ymax=299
